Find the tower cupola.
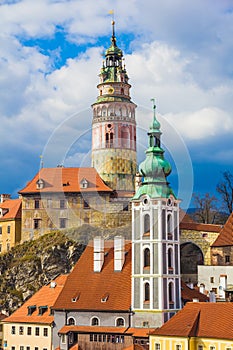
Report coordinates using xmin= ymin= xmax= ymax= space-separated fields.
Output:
xmin=133 ymin=100 xmax=174 ymax=199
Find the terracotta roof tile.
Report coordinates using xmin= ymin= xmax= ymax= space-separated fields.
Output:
xmin=0 ymin=199 xmax=21 ymax=220
xmin=58 ymin=325 xmax=150 ymax=337
xmin=19 ymin=167 xmax=112 ymax=194
xmin=53 ymin=241 xmax=131 ymax=311
xmin=180 ymin=222 xmax=221 ymax=233
xmin=4 ymin=275 xmax=67 ymax=324
xmin=181 ymin=282 xmax=209 ymax=302
xmin=212 ymin=212 xmax=233 ymax=247
xmin=151 ymin=302 xmax=233 ymax=340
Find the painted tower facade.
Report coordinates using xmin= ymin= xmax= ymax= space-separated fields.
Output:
xmin=91 ymin=21 xmax=137 ymax=192
xmin=132 ymin=103 xmax=181 ymax=327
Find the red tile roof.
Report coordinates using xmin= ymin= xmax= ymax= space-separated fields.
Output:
xmin=58 ymin=325 xmax=150 ymax=337
xmin=4 ymin=275 xmax=67 ymax=324
xmin=180 ymin=221 xmax=221 ymax=233
xmin=212 ymin=212 xmax=233 ymax=247
xmin=19 ymin=167 xmax=112 ymax=194
xmin=53 ymin=241 xmax=132 ymax=311
xmin=151 ymin=302 xmax=233 ymax=340
xmin=0 ymin=199 xmax=21 ymax=220
xmin=181 ymin=282 xmax=209 ymax=303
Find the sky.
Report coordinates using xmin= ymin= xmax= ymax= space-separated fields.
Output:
xmin=0 ymin=0 xmax=233 ymax=209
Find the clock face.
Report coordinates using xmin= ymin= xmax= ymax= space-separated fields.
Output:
xmin=108 ymin=87 xmax=114 ymax=94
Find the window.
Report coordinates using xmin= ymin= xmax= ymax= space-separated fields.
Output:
xmin=11 ymin=326 xmax=15 ymax=334
xmin=83 ymin=200 xmax=90 ymax=209
xmin=60 ymin=199 xmax=66 ymax=209
xmin=68 ymin=317 xmax=75 ymax=325
xmin=144 ymin=248 xmax=150 ymax=268
xmin=20 ymin=347 xmax=24 ymax=350
xmin=0 ymin=244 xmax=2 ymax=253
xmin=91 ymin=317 xmax=99 ymax=326
xmin=11 ymin=347 xmax=15 ymax=350
xmin=26 ymin=347 xmax=30 ymax=350
xmin=61 ymin=334 xmax=66 ymax=343
xmin=27 ymin=305 xmax=36 ymax=315
xmin=7 ymin=225 xmax=10 ymax=234
xmin=34 ymin=219 xmax=41 ymax=230
xmin=35 ymin=348 xmax=38 ymax=350
xmin=176 ymin=345 xmax=181 ymax=350
xmin=19 ymin=326 xmax=24 ymax=335
xmin=198 ymin=346 xmax=203 ymax=350
xmin=210 ymin=347 xmax=215 ymax=350
xmin=7 ymin=243 xmax=10 ymax=251
xmin=155 ymin=344 xmax=160 ymax=350
xmin=210 ymin=277 xmax=214 ymax=283
xmin=144 ymin=214 xmax=150 ymax=234
xmin=169 ymin=282 xmax=174 ymax=303
xmin=38 ymin=306 xmax=48 ymax=315
xmin=144 ymin=282 xmax=150 ymax=302
xmin=35 ymin=200 xmax=40 ymax=209
xmin=35 ymin=327 xmax=39 ymax=336
xmin=0 ymin=226 xmax=2 ymax=234
xmin=27 ymin=327 xmax=32 ymax=335
xmin=59 ymin=218 xmax=66 ymax=229
xmin=225 ymin=255 xmax=230 ymax=263
xmin=116 ymin=318 xmax=125 ymax=327
xmin=43 ymin=328 xmax=48 ymax=337
xmin=168 ymin=248 xmax=173 ymax=273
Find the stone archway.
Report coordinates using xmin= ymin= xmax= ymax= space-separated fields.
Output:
xmin=180 ymin=242 xmax=204 ymax=284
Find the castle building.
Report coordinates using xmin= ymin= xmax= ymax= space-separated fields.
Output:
xmin=131 ymin=103 xmax=181 ymax=327
xmin=91 ymin=20 xmax=137 ymax=193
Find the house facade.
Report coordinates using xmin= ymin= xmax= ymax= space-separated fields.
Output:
xmin=0 ymin=195 xmax=22 ymax=253
xmin=3 ymin=275 xmax=67 ymax=350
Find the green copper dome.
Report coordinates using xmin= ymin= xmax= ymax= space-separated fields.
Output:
xmin=133 ymin=101 xmax=175 ymax=200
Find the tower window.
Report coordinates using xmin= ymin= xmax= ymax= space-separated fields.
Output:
xmin=144 ymin=214 xmax=150 ymax=234
xmin=144 ymin=282 xmax=150 ymax=302
xmin=106 ymin=132 xmax=114 ymax=148
xmin=144 ymin=248 xmax=150 ymax=269
xmin=168 ymin=248 xmax=173 ymax=273
xmin=168 ymin=282 xmax=174 ymax=305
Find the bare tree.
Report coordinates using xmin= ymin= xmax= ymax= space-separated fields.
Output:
xmin=192 ymin=193 xmax=219 ymax=224
xmin=216 ymin=171 xmax=233 ymax=215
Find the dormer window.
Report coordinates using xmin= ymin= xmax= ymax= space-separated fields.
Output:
xmin=27 ymin=305 xmax=36 ymax=316
xmin=80 ymin=178 xmax=88 ymax=189
xmin=72 ymin=292 xmax=80 ymax=302
xmin=36 ymin=179 xmax=44 ymax=190
xmin=101 ymin=293 xmax=109 ymax=303
xmin=38 ymin=306 xmax=48 ymax=316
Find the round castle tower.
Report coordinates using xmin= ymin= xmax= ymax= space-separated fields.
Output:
xmin=91 ymin=21 xmax=137 ymax=192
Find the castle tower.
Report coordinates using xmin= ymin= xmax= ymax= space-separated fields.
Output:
xmin=131 ymin=101 xmax=181 ymax=328
xmin=91 ymin=21 xmax=137 ymax=192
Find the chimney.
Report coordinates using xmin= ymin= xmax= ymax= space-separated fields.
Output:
xmin=114 ymin=236 xmax=125 ymax=272
xmin=0 ymin=194 xmax=11 ymax=203
xmin=93 ymin=236 xmax=104 ymax=272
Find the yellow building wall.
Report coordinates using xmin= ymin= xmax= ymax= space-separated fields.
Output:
xmin=180 ymin=229 xmax=220 ymax=266
xmin=150 ymin=335 xmax=189 ymax=350
xmin=0 ymin=218 xmax=21 ymax=254
xmin=150 ymin=335 xmax=233 ymax=350
xmin=3 ymin=322 xmax=52 ymax=350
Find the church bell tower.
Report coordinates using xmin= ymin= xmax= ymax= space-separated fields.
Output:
xmin=91 ymin=21 xmax=137 ymax=192
xmin=131 ymin=101 xmax=181 ymax=328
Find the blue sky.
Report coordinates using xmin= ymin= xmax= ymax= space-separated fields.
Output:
xmin=0 ymin=0 xmax=233 ymax=209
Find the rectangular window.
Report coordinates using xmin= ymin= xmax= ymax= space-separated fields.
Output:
xmin=61 ymin=334 xmax=66 ymax=343
xmin=35 ymin=348 xmax=38 ymax=350
xmin=0 ymin=226 xmax=2 ymax=234
xmin=176 ymin=345 xmax=181 ymax=350
xmin=43 ymin=327 xmax=48 ymax=337
xmin=20 ymin=347 xmax=24 ymax=350
xmin=83 ymin=200 xmax=90 ymax=209
xmin=0 ymin=244 xmax=2 ymax=253
xmin=19 ymin=326 xmax=23 ymax=335
xmin=7 ymin=225 xmax=10 ymax=234
xmin=60 ymin=199 xmax=66 ymax=209
xmin=11 ymin=347 xmax=15 ymax=350
xmin=11 ymin=326 xmax=16 ymax=335
xmin=47 ymin=199 xmax=52 ymax=208
xmin=210 ymin=277 xmax=214 ymax=283
xmin=155 ymin=344 xmax=160 ymax=350
xmin=198 ymin=346 xmax=203 ymax=350
xmin=26 ymin=347 xmax=30 ymax=350
xmin=34 ymin=219 xmax=41 ymax=230
xmin=225 ymin=255 xmax=230 ymax=263
xmin=59 ymin=218 xmax=66 ymax=229
xmin=210 ymin=347 xmax=215 ymax=350
xmin=35 ymin=199 xmax=40 ymax=209
xmin=35 ymin=327 xmax=39 ymax=336
xmin=27 ymin=327 xmax=32 ymax=335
